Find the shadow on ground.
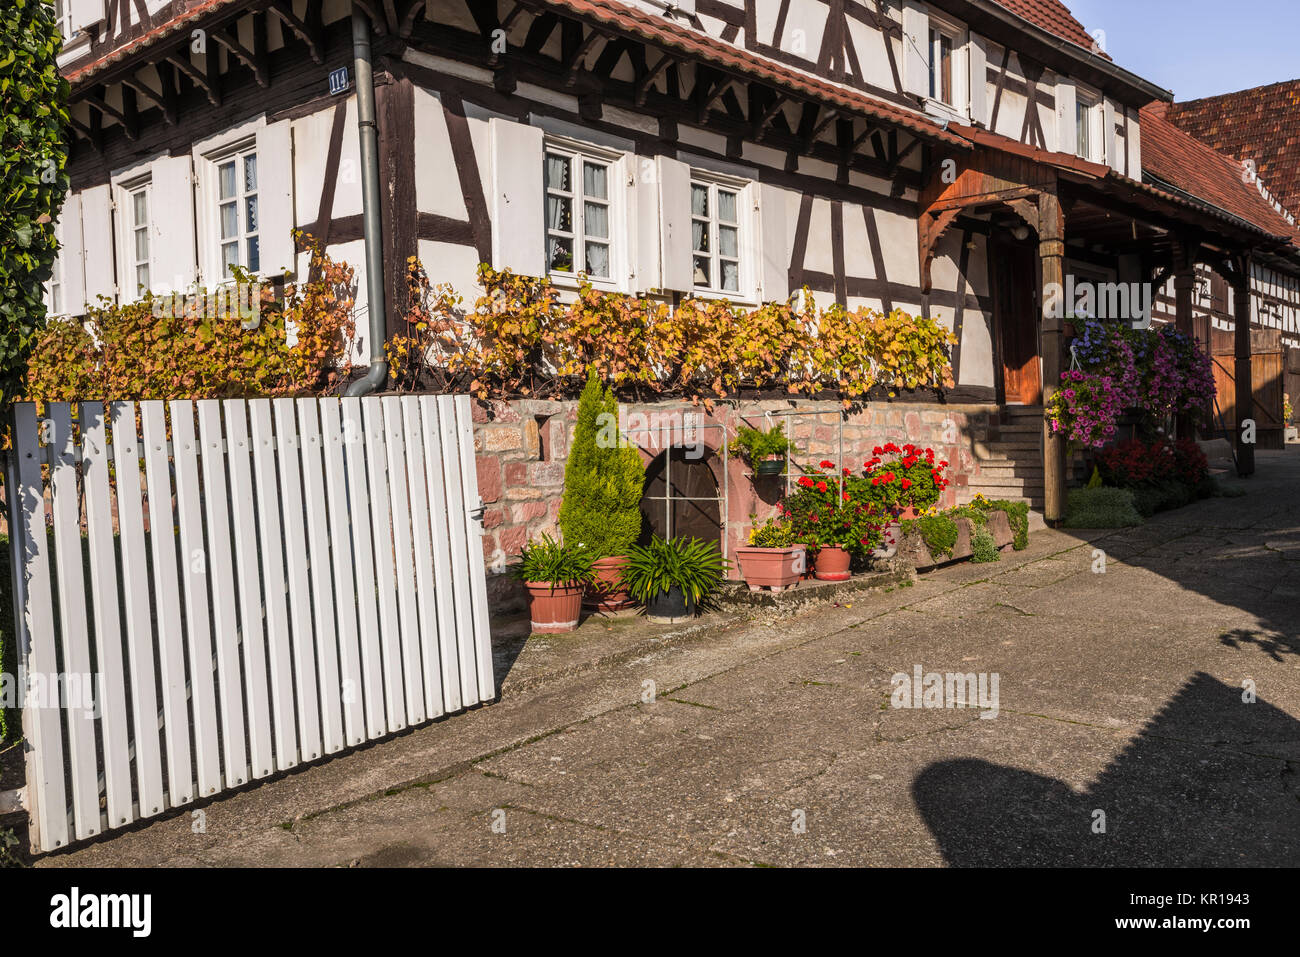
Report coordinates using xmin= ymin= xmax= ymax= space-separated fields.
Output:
xmin=913 ymin=672 xmax=1300 ymax=865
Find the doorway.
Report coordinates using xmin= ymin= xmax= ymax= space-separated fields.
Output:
xmin=992 ymin=238 xmax=1042 ymax=405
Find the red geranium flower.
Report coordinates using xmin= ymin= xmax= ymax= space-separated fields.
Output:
xmin=816 ymin=481 xmax=828 ymax=493
xmin=798 ymin=476 xmax=814 ymax=488
xmin=819 ymin=460 xmax=836 ymax=469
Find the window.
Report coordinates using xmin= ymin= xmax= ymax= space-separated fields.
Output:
xmin=127 ymin=183 xmax=151 ymax=295
xmin=47 ymin=248 xmax=64 ymax=316
xmin=1075 ymin=92 xmax=1101 ymax=162
xmin=215 ymin=147 xmax=259 ymax=276
xmin=544 ymin=146 xmax=613 ymax=280
xmin=929 ymin=27 xmax=955 ymax=106
xmin=691 ymin=180 xmax=742 ymax=294
xmin=53 ymin=0 xmax=73 ymax=41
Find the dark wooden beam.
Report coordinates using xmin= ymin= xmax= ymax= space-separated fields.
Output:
xmin=211 ymin=19 xmax=269 ymax=88
xmin=268 ymin=0 xmax=324 ymax=64
xmin=563 ymin=29 xmax=603 ymax=86
xmin=635 ymin=53 xmax=672 ymax=105
xmin=166 ymin=51 xmax=221 ymax=107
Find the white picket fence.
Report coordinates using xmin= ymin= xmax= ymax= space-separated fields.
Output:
xmin=4 ymin=395 xmax=494 ymax=853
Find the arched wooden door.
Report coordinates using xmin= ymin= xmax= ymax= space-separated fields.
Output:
xmin=640 ymin=447 xmax=722 ymax=546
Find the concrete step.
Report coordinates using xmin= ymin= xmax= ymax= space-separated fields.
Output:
xmin=976 ymin=464 xmax=1045 ymax=480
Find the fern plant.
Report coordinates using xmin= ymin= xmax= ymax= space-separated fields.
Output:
xmin=620 ymin=536 xmax=726 ymax=604
xmin=509 ymin=534 xmax=594 ymax=588
xmin=558 ymin=367 xmax=646 ymax=559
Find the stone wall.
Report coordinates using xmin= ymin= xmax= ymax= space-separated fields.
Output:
xmin=474 ymin=395 xmax=1002 ymax=610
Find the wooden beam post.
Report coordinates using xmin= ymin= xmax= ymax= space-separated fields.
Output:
xmin=1233 ymin=254 xmax=1256 ymax=476
xmin=1039 ymin=188 xmax=1067 ymax=525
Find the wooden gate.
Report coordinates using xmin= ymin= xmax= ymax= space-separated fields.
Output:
xmin=1209 ymin=329 xmax=1285 ymax=449
xmin=4 ymin=395 xmax=494 ymax=853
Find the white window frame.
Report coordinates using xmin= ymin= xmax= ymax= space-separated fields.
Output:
xmin=53 ymin=0 xmax=74 ymax=41
xmin=193 ymin=117 xmax=267 ymax=286
xmin=924 ymin=12 xmax=969 ymax=120
xmin=204 ymin=140 xmax=260 ymax=281
xmin=688 ymin=171 xmax=756 ymax=303
xmin=542 ymin=135 xmax=627 ymax=292
xmin=112 ymin=174 xmax=153 ymax=303
xmin=1075 ymin=87 xmax=1103 ymax=163
xmin=46 ymin=223 xmax=65 ymax=317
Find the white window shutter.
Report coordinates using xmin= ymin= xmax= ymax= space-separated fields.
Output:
xmin=967 ymin=33 xmax=988 ymax=126
xmin=901 ymin=2 xmax=930 ymax=99
xmin=632 ymin=157 xmax=662 ymax=293
xmin=1127 ymin=111 xmax=1142 ymax=179
xmin=58 ymin=193 xmax=87 ymax=316
xmin=256 ymin=120 xmax=296 ymax=277
xmin=758 ymin=183 xmax=788 ymax=303
xmin=1056 ymin=78 xmax=1077 ymax=156
xmin=150 ymin=155 xmax=197 ymax=295
xmin=1103 ymin=99 xmax=1118 ymax=167
xmin=80 ymin=183 xmax=117 ymax=306
xmin=489 ymin=117 xmax=545 ymax=277
xmin=67 ymin=0 xmax=101 ymax=35
xmin=657 ymin=156 xmax=693 ymax=293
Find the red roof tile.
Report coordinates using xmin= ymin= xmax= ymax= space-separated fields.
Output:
xmin=1162 ymin=80 xmax=1300 ymax=222
xmin=993 ymin=0 xmax=1109 ymax=58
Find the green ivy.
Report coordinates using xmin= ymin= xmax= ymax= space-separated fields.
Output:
xmin=1 ymin=0 xmax=70 ymax=406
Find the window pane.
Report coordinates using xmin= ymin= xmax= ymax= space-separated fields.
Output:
xmin=220 ymin=202 xmax=238 ymax=240
xmin=693 ymin=256 xmax=710 ymax=288
xmin=245 ymin=195 xmax=258 ymax=234
xmin=582 ymin=161 xmax=607 ymax=200
xmin=719 ymin=225 xmax=738 ymax=258
xmin=243 ymin=153 xmax=257 ymax=192
xmin=940 ymin=34 xmax=953 ymax=104
xmin=691 ymin=184 xmax=708 ymax=217
xmin=136 ymin=264 xmax=149 ymax=291
xmin=548 ymin=236 xmax=573 ymax=272
xmin=718 ymin=190 xmax=737 ymax=223
xmin=547 ymin=195 xmax=571 ymax=232
xmin=222 ymin=242 xmax=239 ymax=275
xmin=219 ymin=161 xmax=236 ymax=200
xmin=545 ymin=153 xmax=570 ymax=191
xmin=721 ymin=260 xmax=739 ymax=292
xmin=51 ymin=284 xmax=62 ymax=314
xmin=133 ymin=190 xmax=148 ymax=226
xmin=692 ymin=220 xmax=708 ymax=252
xmin=585 ymin=242 xmax=609 ymax=278
xmin=928 ymin=29 xmax=938 ymax=99
xmin=246 ymin=235 xmax=260 ymax=273
xmin=584 ymin=201 xmax=608 ymax=239
xmin=134 ymin=227 xmax=149 ymax=262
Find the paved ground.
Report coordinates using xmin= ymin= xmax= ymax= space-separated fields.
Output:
xmin=37 ymin=452 xmax=1300 ymax=867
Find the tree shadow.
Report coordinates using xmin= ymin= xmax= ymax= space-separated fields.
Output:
xmin=912 ymin=672 xmax=1300 ymax=866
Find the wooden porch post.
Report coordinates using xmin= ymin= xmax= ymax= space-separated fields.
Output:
xmin=1233 ymin=254 xmax=1256 ymax=476
xmin=1038 ymin=189 xmax=1067 ymax=524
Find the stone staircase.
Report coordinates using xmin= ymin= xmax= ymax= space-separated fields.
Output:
xmin=964 ymin=405 xmax=1046 ymax=513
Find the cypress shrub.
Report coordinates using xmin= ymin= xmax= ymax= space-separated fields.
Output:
xmin=558 ymin=368 xmax=646 ymax=559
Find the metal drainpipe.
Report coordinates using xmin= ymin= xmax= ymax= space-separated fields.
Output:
xmin=344 ymin=6 xmax=389 ymax=397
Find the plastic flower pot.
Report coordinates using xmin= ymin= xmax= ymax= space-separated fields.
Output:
xmin=755 ymin=455 xmax=786 ymax=476
xmin=584 ymin=555 xmax=633 ymax=612
xmin=644 ymin=585 xmax=696 ymax=625
xmin=792 ymin=542 xmax=814 ymax=580
xmin=735 ymin=546 xmax=803 ymax=592
xmin=524 ymin=581 xmax=584 ymax=634
xmin=813 ymin=545 xmax=851 ymax=581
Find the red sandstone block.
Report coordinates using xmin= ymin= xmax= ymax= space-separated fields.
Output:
xmin=476 ymin=456 xmax=502 ymax=503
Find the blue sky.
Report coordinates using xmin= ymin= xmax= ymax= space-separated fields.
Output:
xmin=1061 ymin=0 xmax=1300 ymax=100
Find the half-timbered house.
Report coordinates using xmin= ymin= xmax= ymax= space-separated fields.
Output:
xmin=42 ymin=0 xmax=1300 ymax=522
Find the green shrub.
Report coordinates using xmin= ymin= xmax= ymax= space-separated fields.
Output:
xmin=1064 ymin=487 xmax=1143 ymax=528
xmin=903 ymin=514 xmax=959 ymax=558
xmin=509 ymin=533 xmax=594 ymax=587
xmin=1 ymin=0 xmax=70 ymax=406
xmin=557 ymin=368 xmax=645 ymax=559
xmin=748 ymin=517 xmax=796 ymax=547
xmin=987 ymin=500 xmax=1030 ymax=550
xmin=730 ymin=423 xmax=792 ymax=465
xmin=971 ymin=524 xmax=1000 ymax=563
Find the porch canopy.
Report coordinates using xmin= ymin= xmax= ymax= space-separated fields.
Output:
xmin=919 ymin=123 xmax=1300 ymax=523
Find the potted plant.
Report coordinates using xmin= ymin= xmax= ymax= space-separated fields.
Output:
xmin=620 ymin=536 xmax=726 ymax=624
xmin=510 ymin=534 xmax=595 ymax=634
xmin=730 ymin=422 xmax=793 ymax=476
xmin=781 ymin=465 xmax=885 ymax=581
xmin=736 ymin=517 xmax=805 ymax=592
xmin=862 ymin=443 xmax=949 ymax=519
xmin=559 ymin=368 xmax=647 ymax=612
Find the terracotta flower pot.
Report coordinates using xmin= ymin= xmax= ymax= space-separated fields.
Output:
xmin=813 ymin=545 xmax=851 ymax=581
xmin=736 ymin=546 xmax=804 ymax=592
xmin=895 ymin=505 xmax=920 ymax=521
xmin=584 ymin=555 xmax=633 ymax=611
xmin=524 ymin=581 xmax=584 ymax=634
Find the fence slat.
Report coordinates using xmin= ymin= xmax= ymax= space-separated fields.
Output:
xmin=455 ymin=395 xmax=497 ymax=702
xmin=47 ymin=403 xmax=102 ymax=839
xmin=12 ymin=404 xmax=69 ymax=851
xmin=297 ymin=399 xmax=345 ymax=754
xmin=401 ymin=398 xmax=446 ymax=719
xmin=170 ymin=402 xmax=223 ymax=799
xmin=79 ymin=402 xmax=134 ymax=830
xmin=436 ymin=395 xmax=481 ymax=707
xmin=320 ymin=401 xmax=365 ymax=747
xmin=273 ymin=400 xmax=323 ymax=762
xmin=249 ymin=399 xmax=298 ymax=770
xmin=110 ymin=401 xmax=165 ymax=817
xmin=383 ymin=397 xmax=426 ymax=726
xmin=197 ymin=401 xmax=250 ymax=787
xmin=362 ymin=397 xmax=406 ymax=732
xmin=140 ymin=401 xmax=195 ymax=808
xmin=341 ymin=397 xmax=386 ymax=739
xmin=223 ymin=401 xmax=275 ymax=778
xmin=419 ymin=397 xmax=462 ymax=714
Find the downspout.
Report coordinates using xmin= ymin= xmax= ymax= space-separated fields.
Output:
xmin=345 ymin=5 xmax=389 ymax=397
